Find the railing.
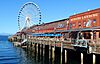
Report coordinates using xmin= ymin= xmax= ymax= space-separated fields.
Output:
xmin=28 ymin=37 xmax=100 ymax=54
xmin=72 ymin=39 xmax=88 ymax=48
xmin=29 ymin=37 xmax=72 ymax=43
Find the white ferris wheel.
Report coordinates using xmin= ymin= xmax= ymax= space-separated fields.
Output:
xmin=18 ymin=2 xmax=41 ymax=31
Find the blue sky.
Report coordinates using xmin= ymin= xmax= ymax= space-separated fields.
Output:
xmin=0 ymin=0 xmax=99 ymax=34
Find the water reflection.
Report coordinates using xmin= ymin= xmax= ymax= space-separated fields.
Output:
xmin=0 ymin=41 xmax=36 ymax=64
xmin=0 ymin=41 xmax=20 ymax=64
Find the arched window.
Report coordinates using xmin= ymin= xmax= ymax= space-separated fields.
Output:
xmin=93 ymin=19 xmax=96 ymax=26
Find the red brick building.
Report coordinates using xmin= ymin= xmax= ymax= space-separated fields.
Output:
xmin=27 ymin=8 xmax=100 ymax=40
xmin=68 ymin=8 xmax=100 ymax=42
xmin=69 ymin=8 xmax=100 ymax=29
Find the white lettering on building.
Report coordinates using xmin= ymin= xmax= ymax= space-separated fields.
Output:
xmin=71 ymin=13 xmax=98 ymax=21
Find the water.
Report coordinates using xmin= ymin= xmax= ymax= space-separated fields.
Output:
xmin=0 ymin=36 xmax=39 ymax=64
xmin=0 ymin=36 xmax=83 ymax=64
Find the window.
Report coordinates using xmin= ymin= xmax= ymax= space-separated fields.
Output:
xmin=93 ymin=19 xmax=96 ymax=23
xmin=78 ymin=22 xmax=81 ymax=26
xmin=73 ymin=23 xmax=76 ymax=26
xmin=78 ymin=22 xmax=81 ymax=28
xmin=70 ymin=23 xmax=72 ymax=29
xmin=86 ymin=19 xmax=92 ymax=27
xmin=84 ymin=21 xmax=86 ymax=27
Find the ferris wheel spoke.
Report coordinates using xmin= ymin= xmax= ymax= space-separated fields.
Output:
xmin=20 ymin=11 xmax=27 ymax=17
xmin=30 ymin=15 xmax=40 ymax=20
xmin=31 ymin=20 xmax=40 ymax=24
xmin=19 ymin=15 xmax=25 ymax=20
xmin=21 ymin=11 xmax=29 ymax=17
xmin=34 ymin=14 xmax=40 ymax=18
xmin=19 ymin=16 xmax=25 ymax=21
xmin=21 ymin=8 xmax=30 ymax=17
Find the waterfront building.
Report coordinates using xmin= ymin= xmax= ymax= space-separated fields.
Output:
xmin=29 ymin=8 xmax=100 ymax=43
xmin=10 ymin=8 xmax=100 ymax=50
xmin=68 ymin=8 xmax=100 ymax=43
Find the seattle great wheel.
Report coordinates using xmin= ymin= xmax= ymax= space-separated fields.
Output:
xmin=18 ymin=2 xmax=41 ymax=31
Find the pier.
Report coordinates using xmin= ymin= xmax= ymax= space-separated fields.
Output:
xmin=20 ymin=37 xmax=100 ymax=64
xmin=10 ymin=33 xmax=100 ymax=64
xmin=9 ymin=8 xmax=100 ymax=64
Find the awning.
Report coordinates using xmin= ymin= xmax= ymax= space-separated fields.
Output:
xmin=56 ymin=26 xmax=100 ymax=32
xmin=32 ymin=33 xmax=62 ymax=37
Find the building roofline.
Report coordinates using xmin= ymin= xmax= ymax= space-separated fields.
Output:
xmin=39 ymin=18 xmax=69 ymax=26
xmin=30 ymin=18 xmax=69 ymax=28
xmin=70 ymin=8 xmax=100 ymax=17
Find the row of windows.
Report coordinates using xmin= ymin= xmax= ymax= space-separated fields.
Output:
xmin=70 ymin=19 xmax=96 ymax=28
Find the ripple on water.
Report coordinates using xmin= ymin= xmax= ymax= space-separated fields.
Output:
xmin=0 ymin=41 xmax=26 ymax=64
xmin=0 ymin=41 xmax=44 ymax=64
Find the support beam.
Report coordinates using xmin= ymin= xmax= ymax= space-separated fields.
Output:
xmin=95 ymin=54 xmax=100 ymax=64
xmin=38 ymin=44 xmax=40 ymax=62
xmin=34 ymin=43 xmax=37 ymax=61
xmin=41 ymin=44 xmax=43 ymax=61
xmin=66 ymin=49 xmax=81 ymax=64
xmin=44 ymin=45 xmax=49 ymax=64
xmin=83 ymin=53 xmax=93 ymax=64
xmin=62 ymin=48 xmax=65 ymax=64
xmin=54 ymin=47 xmax=61 ymax=64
